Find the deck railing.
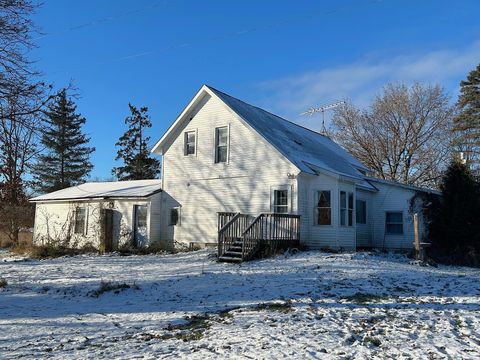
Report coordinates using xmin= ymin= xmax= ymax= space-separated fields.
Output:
xmin=218 ymin=212 xmax=301 ymax=261
xmin=242 ymin=213 xmax=300 ymax=260
xmin=217 ymin=212 xmax=250 ymax=257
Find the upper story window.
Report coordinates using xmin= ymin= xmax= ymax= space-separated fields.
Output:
xmin=273 ymin=189 xmax=289 ymax=213
xmin=340 ymin=191 xmax=354 ymax=227
xmin=386 ymin=211 xmax=403 ymax=235
xmin=184 ymin=131 xmax=196 ymax=156
xmin=214 ymin=126 xmax=228 ymax=163
xmin=315 ymin=190 xmax=331 ymax=225
xmin=356 ymin=199 xmax=367 ymax=224
xmin=74 ymin=207 xmax=86 ymax=234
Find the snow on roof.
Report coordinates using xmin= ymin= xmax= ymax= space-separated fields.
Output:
xmin=30 ymin=180 xmax=162 ymax=202
xmin=207 ymin=86 xmax=370 ymax=178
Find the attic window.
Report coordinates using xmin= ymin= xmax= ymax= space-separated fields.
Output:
xmin=214 ymin=126 xmax=228 ymax=163
xmin=184 ymin=131 xmax=196 ymax=156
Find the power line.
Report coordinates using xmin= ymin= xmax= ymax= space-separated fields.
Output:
xmin=47 ymin=0 xmax=383 ymax=73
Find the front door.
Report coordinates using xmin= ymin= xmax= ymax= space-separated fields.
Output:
xmin=133 ymin=205 xmax=148 ymax=247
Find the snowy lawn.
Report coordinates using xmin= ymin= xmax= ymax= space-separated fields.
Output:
xmin=1 ymin=249 xmax=479 ymax=359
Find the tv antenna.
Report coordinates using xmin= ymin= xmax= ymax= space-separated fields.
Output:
xmin=301 ymin=101 xmax=345 ymax=134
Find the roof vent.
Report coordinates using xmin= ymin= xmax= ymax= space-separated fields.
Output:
xmin=294 ymin=139 xmax=303 ymax=146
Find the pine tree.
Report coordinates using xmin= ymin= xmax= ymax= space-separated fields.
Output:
xmin=33 ymin=89 xmax=95 ymax=193
xmin=428 ymin=159 xmax=480 ymax=265
xmin=453 ymin=63 xmax=480 ymax=167
xmin=112 ymin=103 xmax=160 ymax=180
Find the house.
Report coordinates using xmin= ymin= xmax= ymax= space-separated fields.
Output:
xmin=151 ymin=85 xmax=438 ymax=259
xmin=30 ymin=180 xmax=162 ymax=251
xmin=30 ymin=85 xmax=438 ymax=259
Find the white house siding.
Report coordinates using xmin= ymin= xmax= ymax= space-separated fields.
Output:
xmin=355 ymin=189 xmax=374 ymax=248
xmin=369 ymin=181 xmax=423 ymax=250
xmin=160 ymin=94 xmax=299 ymax=247
xmin=33 ymin=198 xmax=155 ymax=249
xmin=34 ymin=201 xmax=102 ymax=248
xmin=297 ymin=173 xmax=356 ymax=250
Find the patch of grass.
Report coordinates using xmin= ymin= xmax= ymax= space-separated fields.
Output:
xmin=253 ymin=301 xmax=294 ymax=313
xmin=88 ymin=280 xmax=139 ymax=297
xmin=163 ymin=314 xmax=211 ymax=341
xmin=0 ymin=278 xmax=7 ymax=288
xmin=343 ymin=292 xmax=389 ymax=304
xmin=364 ymin=336 xmax=382 ymax=347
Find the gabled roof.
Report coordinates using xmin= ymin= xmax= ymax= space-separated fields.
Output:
xmin=30 ymin=180 xmax=162 ymax=202
xmin=152 ymin=85 xmax=370 ymax=179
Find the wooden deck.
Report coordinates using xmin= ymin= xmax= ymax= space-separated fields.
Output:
xmin=218 ymin=212 xmax=300 ymax=262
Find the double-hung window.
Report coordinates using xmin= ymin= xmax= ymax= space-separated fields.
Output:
xmin=315 ymin=190 xmax=331 ymax=225
xmin=356 ymin=199 xmax=366 ymax=224
xmin=386 ymin=212 xmax=403 ymax=235
xmin=184 ymin=131 xmax=196 ymax=155
xmin=273 ymin=189 xmax=289 ymax=213
xmin=74 ymin=207 xmax=86 ymax=234
xmin=214 ymin=126 xmax=228 ymax=163
xmin=340 ymin=191 xmax=354 ymax=226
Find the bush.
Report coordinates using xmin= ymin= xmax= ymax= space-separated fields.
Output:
xmin=0 ymin=278 xmax=7 ymax=288
xmin=10 ymin=244 xmax=96 ymax=259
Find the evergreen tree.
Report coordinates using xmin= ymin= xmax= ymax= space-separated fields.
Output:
xmin=33 ymin=89 xmax=95 ymax=193
xmin=112 ymin=103 xmax=160 ymax=180
xmin=453 ymin=63 xmax=480 ymax=167
xmin=428 ymin=159 xmax=480 ymax=266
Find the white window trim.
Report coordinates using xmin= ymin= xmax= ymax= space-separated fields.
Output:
xmin=213 ymin=125 xmax=230 ymax=164
xmin=314 ymin=190 xmax=332 ymax=226
xmin=74 ymin=206 xmax=88 ymax=235
xmin=356 ymin=199 xmax=367 ymax=225
xmin=169 ymin=206 xmax=181 ymax=226
xmin=339 ymin=191 xmax=354 ymax=227
xmin=184 ymin=129 xmax=197 ymax=156
xmin=385 ymin=211 xmax=404 ymax=235
xmin=270 ymin=185 xmax=291 ymax=213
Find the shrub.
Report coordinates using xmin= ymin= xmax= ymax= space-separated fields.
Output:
xmin=10 ymin=244 xmax=96 ymax=259
xmin=0 ymin=278 xmax=7 ymax=288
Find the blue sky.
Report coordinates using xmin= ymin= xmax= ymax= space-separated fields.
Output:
xmin=32 ymin=0 xmax=480 ymax=179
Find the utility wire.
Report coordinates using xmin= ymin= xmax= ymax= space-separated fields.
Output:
xmin=49 ymin=0 xmax=384 ymax=73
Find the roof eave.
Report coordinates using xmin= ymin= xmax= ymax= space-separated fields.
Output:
xmin=151 ymin=85 xmax=211 ymax=155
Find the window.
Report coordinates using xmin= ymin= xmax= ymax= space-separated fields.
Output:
xmin=74 ymin=207 xmax=86 ymax=234
xmin=215 ymin=126 xmax=228 ymax=163
xmin=273 ymin=189 xmax=289 ymax=213
xmin=356 ymin=199 xmax=366 ymax=224
xmin=184 ymin=131 xmax=196 ymax=155
xmin=340 ymin=191 xmax=354 ymax=226
xmin=315 ymin=190 xmax=331 ymax=225
xmin=135 ymin=205 xmax=148 ymax=228
xmin=386 ymin=212 xmax=403 ymax=235
xmin=348 ymin=193 xmax=354 ymax=226
xmin=170 ymin=208 xmax=180 ymax=226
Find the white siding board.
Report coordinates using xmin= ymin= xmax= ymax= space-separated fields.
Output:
xmin=161 ymin=95 xmax=298 ymax=247
xmin=369 ymin=182 xmax=422 ymax=250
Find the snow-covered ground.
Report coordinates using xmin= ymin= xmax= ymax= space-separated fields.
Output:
xmin=1 ymin=249 xmax=479 ymax=359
